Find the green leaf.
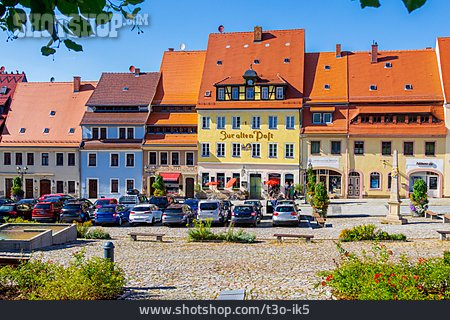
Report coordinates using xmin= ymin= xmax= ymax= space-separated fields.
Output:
xmin=402 ymin=0 xmax=427 ymax=13
xmin=41 ymin=46 xmax=56 ymax=56
xmin=68 ymin=14 xmax=93 ymax=37
xmin=78 ymin=0 xmax=106 ymax=16
xmin=18 ymin=0 xmax=31 ymax=8
xmin=360 ymin=0 xmax=381 ymax=9
xmin=64 ymin=39 xmax=83 ymax=52
xmin=5 ymin=8 xmax=27 ymax=32
xmin=56 ymin=0 xmax=79 ymax=16
xmin=2 ymin=0 xmax=19 ymax=6
xmin=126 ymin=0 xmax=145 ymax=5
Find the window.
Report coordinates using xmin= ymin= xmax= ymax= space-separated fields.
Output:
xmin=268 ymin=143 xmax=278 ymax=158
xmin=269 ymin=116 xmax=278 ymax=129
xmin=261 ymin=87 xmax=269 ymax=100
xmin=202 ymin=173 xmax=210 ymax=189
xmin=68 ymin=181 xmax=76 ymax=194
xmin=216 ymin=60 xmax=222 ymax=65
xmin=217 ymin=87 xmax=225 ymax=101
xmin=232 ymin=87 xmax=239 ymax=100
xmin=202 ymin=116 xmax=210 ymax=129
xmin=27 ymin=153 xmax=34 ymax=166
xmin=56 ymin=153 xmax=64 ymax=166
xmin=43 ymin=128 xmax=50 ymax=134
xmin=232 ymin=116 xmax=241 ymax=130
xmin=19 ymin=128 xmax=26 ymax=134
xmin=201 ymin=143 xmax=210 ymax=157
xmin=370 ymin=85 xmax=377 ymax=91
xmin=160 ymin=152 xmax=168 ymax=165
xmin=246 ymin=87 xmax=255 ymax=100
xmin=425 ymin=142 xmax=436 ymax=156
xmin=216 ymin=143 xmax=225 ymax=158
xmin=110 ymin=153 xmax=119 ymax=167
xmin=387 ymin=173 xmax=392 ymax=190
xmin=186 ymin=152 xmax=194 ymax=166
xmin=311 ymin=141 xmax=320 ymax=155
xmin=284 ymin=58 xmax=290 ymax=63
xmin=404 ymin=142 xmax=414 ymax=156
xmin=100 ymin=128 xmax=107 ymax=140
xmin=253 ymin=59 xmax=260 ymax=64
xmin=15 ymin=153 xmax=22 ymax=166
xmin=276 ymin=87 xmax=284 ymax=100
xmin=312 ymin=113 xmax=332 ymax=124
xmin=324 ymin=65 xmax=331 ymax=70
xmin=41 ymin=153 xmax=49 ymax=166
xmin=68 ymin=128 xmax=75 ymax=134
xmin=354 ymin=141 xmax=364 ymax=155
xmin=92 ymin=127 xmax=99 ymax=140
xmin=382 ymin=142 xmax=392 ymax=156
xmin=119 ymin=128 xmax=126 ymax=139
xmin=4 ymin=152 xmax=11 ymax=165
xmin=331 ymin=141 xmax=341 ymax=155
xmin=252 ymin=116 xmax=261 ymax=129
xmin=405 ymin=84 xmax=413 ymax=91
xmin=286 ymin=116 xmax=295 ymax=129
xmin=385 ymin=62 xmax=392 ymax=68
xmin=127 ymin=128 xmax=134 ymax=139
xmin=149 ymin=152 xmax=157 ymax=165
xmin=285 ymin=144 xmax=294 ymax=159
xmin=56 ymin=181 xmax=64 ymax=193
xmin=323 ymin=113 xmax=332 ymax=124
xmin=312 ymin=113 xmax=322 ymax=124
xmin=216 ymin=116 xmax=226 ymax=129
xmin=251 ymin=143 xmax=261 ymax=158
xmin=111 ymin=179 xmax=119 ymax=193
xmin=370 ymin=172 xmax=381 ymax=189
xmin=171 ymin=152 xmax=179 ymax=166
xmin=88 ymin=153 xmax=96 ymax=167
xmin=126 ymin=154 xmax=135 ymax=167
xmin=126 ymin=179 xmax=134 ymax=191
xmin=232 ymin=173 xmax=241 ymax=190
xmin=232 ymin=143 xmax=241 ymax=158
xmin=68 ymin=153 xmax=75 ymax=166
xmin=324 ymin=84 xmax=330 ymax=90
xmin=119 ymin=128 xmax=134 ymax=139
xmin=217 ymin=173 xmax=225 ymax=190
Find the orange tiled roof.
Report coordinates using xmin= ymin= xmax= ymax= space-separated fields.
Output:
xmin=303 ymin=52 xmax=348 ymax=104
xmin=348 ymin=49 xmax=443 ymax=103
xmin=197 ymin=29 xmax=305 ymax=109
xmin=197 ymin=101 xmax=301 ymax=110
xmin=82 ymin=139 xmax=142 ymax=150
xmin=153 ymin=51 xmax=206 ymax=105
xmin=301 ymin=106 xmax=349 ymax=134
xmin=437 ymin=37 xmax=450 ymax=102
xmin=0 ymin=82 xmax=96 ymax=146
xmin=147 ymin=112 xmax=197 ymax=126
xmin=144 ymin=134 xmax=197 ymax=146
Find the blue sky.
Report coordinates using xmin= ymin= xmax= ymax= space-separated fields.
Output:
xmin=0 ymin=0 xmax=448 ymax=82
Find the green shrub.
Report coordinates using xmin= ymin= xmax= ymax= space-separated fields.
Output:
xmin=339 ymin=224 xmax=406 ymax=242
xmin=306 ymin=166 xmax=316 ymax=204
xmin=312 ymin=182 xmax=330 ymax=218
xmin=318 ymin=244 xmax=450 ymax=300
xmin=188 ymin=219 xmax=256 ymax=243
xmin=3 ymin=217 xmax=36 ymax=224
xmin=0 ymin=250 xmax=125 ymax=300
xmin=218 ymin=227 xmax=256 ymax=243
xmin=410 ymin=179 xmax=429 ymax=217
xmin=76 ymin=221 xmax=111 ymax=240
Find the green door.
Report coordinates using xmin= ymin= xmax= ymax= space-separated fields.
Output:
xmin=250 ymin=174 xmax=262 ymax=199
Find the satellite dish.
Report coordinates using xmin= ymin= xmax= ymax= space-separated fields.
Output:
xmin=129 ymin=65 xmax=135 ymax=73
xmin=50 ymin=77 xmax=55 ymax=83
xmin=180 ymin=43 xmax=186 ymax=51
xmin=218 ymin=25 xmax=225 ymax=33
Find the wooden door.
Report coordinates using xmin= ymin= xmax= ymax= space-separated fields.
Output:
xmin=39 ymin=179 xmax=51 ymax=196
xmin=25 ymin=179 xmax=34 ymax=199
xmin=5 ymin=178 xmax=13 ymax=198
xmin=88 ymin=179 xmax=98 ymax=199
xmin=185 ymin=178 xmax=195 ymax=198
xmin=249 ymin=174 xmax=262 ymax=199
xmin=348 ymin=173 xmax=360 ymax=198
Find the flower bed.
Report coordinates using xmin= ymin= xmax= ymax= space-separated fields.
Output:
xmin=339 ymin=224 xmax=406 ymax=242
xmin=188 ymin=220 xmax=256 ymax=243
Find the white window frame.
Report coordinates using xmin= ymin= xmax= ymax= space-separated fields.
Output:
xmin=268 ymin=143 xmax=278 ymax=158
xmin=269 ymin=116 xmax=278 ymax=130
xmin=55 ymin=152 xmax=64 ymax=166
xmin=231 ymin=87 xmax=239 ymax=100
xmin=110 ymin=153 xmax=119 ymax=168
xmin=261 ymin=87 xmax=269 ymax=100
xmin=171 ymin=152 xmax=180 ymax=166
xmin=312 ymin=113 xmax=322 ymax=124
xmin=286 ymin=115 xmax=295 ymax=129
xmin=160 ymin=152 xmax=168 ymax=166
xmin=285 ymin=143 xmax=294 ymax=159
xmin=323 ymin=113 xmax=333 ymax=124
xmin=216 ymin=143 xmax=225 ymax=158
xmin=148 ymin=151 xmax=158 ymax=166
xmin=202 ymin=116 xmax=210 ymax=130
xmin=252 ymin=143 xmax=261 ymax=158
xmin=232 ymin=116 xmax=241 ymax=130
xmin=185 ymin=152 xmax=195 ymax=166
xmin=276 ymin=87 xmax=284 ymax=100
xmin=41 ymin=152 xmax=49 ymax=166
xmin=110 ymin=178 xmax=120 ymax=194
xmin=201 ymin=143 xmax=210 ymax=158
xmin=87 ymin=152 xmax=97 ymax=167
xmin=232 ymin=143 xmax=241 ymax=158
xmin=252 ymin=116 xmax=261 ymax=129
xmin=216 ymin=116 xmax=226 ymax=129
xmin=125 ymin=179 xmax=135 ymax=191
xmin=125 ymin=153 xmax=135 ymax=168
xmin=218 ymin=87 xmax=225 ymax=101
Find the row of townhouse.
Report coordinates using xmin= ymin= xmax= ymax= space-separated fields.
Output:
xmin=2 ymin=27 xmax=450 ymax=200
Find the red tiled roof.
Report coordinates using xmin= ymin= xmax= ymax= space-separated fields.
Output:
xmin=81 ymin=112 xmax=149 ymax=125
xmin=197 ymin=29 xmax=305 ymax=109
xmin=144 ymin=134 xmax=197 ymax=146
xmin=197 ymin=101 xmax=301 ymax=110
xmin=437 ymin=37 xmax=450 ymax=102
xmin=82 ymin=139 xmax=142 ymax=150
xmin=301 ymin=106 xmax=349 ymax=134
xmin=0 ymin=72 xmax=27 ymax=107
xmin=146 ymin=112 xmax=197 ymax=125
xmin=86 ymin=72 xmax=160 ymax=107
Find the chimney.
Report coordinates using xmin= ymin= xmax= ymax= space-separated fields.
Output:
xmin=371 ymin=42 xmax=378 ymax=64
xmin=336 ymin=44 xmax=342 ymax=58
xmin=73 ymin=76 xmax=81 ymax=93
xmin=168 ymin=48 xmax=174 ymax=52
xmin=254 ymin=26 xmax=263 ymax=42
xmin=134 ymin=68 xmax=141 ymax=77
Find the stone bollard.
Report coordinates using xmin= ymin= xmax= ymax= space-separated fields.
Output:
xmin=103 ymin=241 xmax=115 ymax=262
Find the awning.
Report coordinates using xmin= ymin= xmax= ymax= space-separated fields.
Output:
xmin=159 ymin=173 xmax=181 ymax=182
xmin=310 ymin=106 xmax=336 ymax=112
xmin=225 ymin=178 xmax=237 ymax=189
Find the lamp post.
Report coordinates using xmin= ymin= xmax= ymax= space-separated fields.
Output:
xmin=16 ymin=166 xmax=28 ymax=183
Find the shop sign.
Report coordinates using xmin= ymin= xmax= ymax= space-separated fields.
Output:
xmin=220 ymin=130 xmax=274 ymax=142
xmin=308 ymin=157 xmax=340 ymax=170
xmin=406 ymin=159 xmax=443 ymax=173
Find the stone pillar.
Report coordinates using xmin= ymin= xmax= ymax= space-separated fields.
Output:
xmin=382 ymin=150 xmax=407 ymax=225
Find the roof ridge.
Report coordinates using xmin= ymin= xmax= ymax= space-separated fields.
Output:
xmin=349 ymin=48 xmax=435 ymax=54
xmin=210 ymin=28 xmax=305 ymax=35
xmin=100 ymin=71 xmax=161 ymax=75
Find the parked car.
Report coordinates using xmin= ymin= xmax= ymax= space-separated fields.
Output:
xmin=94 ymin=204 xmax=128 ymax=226
xmin=277 ymin=199 xmax=301 ymax=212
xmin=244 ymin=200 xmax=263 ymax=216
xmin=94 ymin=198 xmax=118 ymax=209
xmin=162 ymin=204 xmax=195 ymax=227
xmin=222 ymin=200 xmax=233 ymax=220
xmin=38 ymin=194 xmax=74 ymax=203
xmin=0 ymin=203 xmax=34 ymax=221
xmin=184 ymin=198 xmax=199 ymax=214
xmin=230 ymin=204 xmax=262 ymax=227
xmin=118 ymin=195 xmax=148 ymax=211
xmin=197 ymin=200 xmax=227 ymax=225
xmin=17 ymin=198 xmax=38 ymax=207
xmin=60 ymin=201 xmax=94 ymax=223
xmin=149 ymin=196 xmax=170 ymax=211
xmin=32 ymin=202 xmax=63 ymax=222
xmin=272 ymin=205 xmax=300 ymax=227
xmin=129 ymin=204 xmax=163 ymax=226
xmin=0 ymin=198 xmax=14 ymax=205
xmin=174 ymin=197 xmax=185 ymax=204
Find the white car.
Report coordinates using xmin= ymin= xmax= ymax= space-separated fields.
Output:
xmin=129 ymin=204 xmax=163 ymax=226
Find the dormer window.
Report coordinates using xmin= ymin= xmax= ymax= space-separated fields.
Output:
xmin=261 ymin=87 xmax=269 ymax=100
xmin=49 ymin=110 xmax=56 ymax=117
xmin=324 ymin=84 xmax=331 ymax=90
xmin=205 ymin=90 xmax=212 ymax=97
xmin=246 ymin=87 xmax=255 ymax=100
xmin=370 ymin=85 xmax=378 ymax=91
xmin=254 ymin=59 xmax=260 ymax=65
xmin=385 ymin=62 xmax=393 ymax=68
xmin=68 ymin=128 xmax=75 ymax=134
xmin=19 ymin=128 xmax=26 ymax=134
xmin=217 ymin=87 xmax=225 ymax=101
xmin=43 ymin=128 xmax=50 ymax=134
xmin=231 ymin=87 xmax=239 ymax=100
xmin=284 ymin=58 xmax=290 ymax=64
xmin=0 ymin=86 xmax=7 ymax=94
xmin=324 ymin=65 xmax=331 ymax=70
xmin=276 ymin=87 xmax=284 ymax=100
xmin=243 ymin=65 xmax=258 ymax=86
xmin=405 ymin=84 xmax=413 ymax=91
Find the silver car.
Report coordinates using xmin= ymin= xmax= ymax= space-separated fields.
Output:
xmin=272 ymin=205 xmax=300 ymax=227
xmin=197 ymin=200 xmax=226 ymax=225
xmin=129 ymin=204 xmax=163 ymax=226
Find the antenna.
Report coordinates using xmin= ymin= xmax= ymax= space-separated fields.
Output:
xmin=218 ymin=25 xmax=225 ymax=33
xmin=180 ymin=43 xmax=186 ymax=51
xmin=50 ymin=77 xmax=55 ymax=83
xmin=129 ymin=65 xmax=135 ymax=73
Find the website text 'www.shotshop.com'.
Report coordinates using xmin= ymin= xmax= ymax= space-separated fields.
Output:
xmin=138 ymin=304 xmax=310 ymax=317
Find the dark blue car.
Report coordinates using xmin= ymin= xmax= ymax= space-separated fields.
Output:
xmin=184 ymin=198 xmax=199 ymax=214
xmin=94 ymin=204 xmax=129 ymax=226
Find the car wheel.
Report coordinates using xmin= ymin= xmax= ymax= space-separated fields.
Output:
xmin=118 ymin=217 xmax=123 ymax=226
xmin=151 ymin=217 xmax=155 ymax=226
xmin=130 ymin=222 xmax=136 ymax=227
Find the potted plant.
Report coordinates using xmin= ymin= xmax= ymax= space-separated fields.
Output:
xmin=410 ymin=179 xmax=429 ymax=217
xmin=152 ymin=175 xmax=167 ymax=196
xmin=312 ymin=182 xmax=329 ymax=218
xmin=306 ymin=166 xmax=316 ymax=204
xmin=10 ymin=176 xmax=24 ymax=201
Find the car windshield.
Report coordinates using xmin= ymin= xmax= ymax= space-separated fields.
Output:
xmin=276 ymin=206 xmax=295 ymax=213
xmin=63 ymin=204 xmax=81 ymax=210
xmin=245 ymin=201 xmax=259 ymax=206
xmin=150 ymin=198 xmax=168 ymax=205
xmin=234 ymin=206 xmax=253 ymax=214
xmin=119 ymin=196 xmax=136 ymax=204
xmin=35 ymin=204 xmax=51 ymax=210
xmin=18 ymin=199 xmax=34 ymax=204
xmin=95 ymin=200 xmax=111 ymax=206
xmin=98 ymin=207 xmax=114 ymax=213
xmin=0 ymin=205 xmax=14 ymax=211
xmin=200 ymin=203 xmax=218 ymax=211
xmin=45 ymin=197 xmax=60 ymax=203
xmin=164 ymin=208 xmax=183 ymax=215
xmin=133 ymin=206 xmax=152 ymax=212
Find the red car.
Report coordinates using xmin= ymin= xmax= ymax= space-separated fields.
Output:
xmin=94 ymin=198 xmax=118 ymax=209
xmin=32 ymin=202 xmax=63 ymax=222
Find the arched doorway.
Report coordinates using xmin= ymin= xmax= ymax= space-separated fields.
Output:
xmin=314 ymin=169 xmax=342 ymax=197
xmin=39 ymin=179 xmax=51 ymax=196
xmin=185 ymin=178 xmax=195 ymax=199
xmin=409 ymin=171 xmax=441 ymax=198
xmin=348 ymin=171 xmax=361 ymax=198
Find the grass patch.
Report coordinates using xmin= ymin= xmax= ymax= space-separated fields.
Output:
xmin=188 ymin=219 xmax=256 ymax=243
xmin=77 ymin=221 xmax=111 ymax=240
xmin=339 ymin=224 xmax=406 ymax=242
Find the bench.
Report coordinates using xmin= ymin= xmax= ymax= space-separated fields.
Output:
xmin=217 ymin=289 xmax=246 ymax=300
xmin=425 ymin=211 xmax=439 ymax=219
xmin=274 ymin=233 xmax=314 ymax=243
xmin=129 ymin=233 xmax=165 ymax=242
xmin=437 ymin=230 xmax=450 ymax=241
xmin=312 ymin=212 xmax=326 ymax=228
xmin=0 ymin=256 xmax=30 ymax=267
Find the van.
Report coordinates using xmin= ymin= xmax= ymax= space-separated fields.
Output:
xmin=197 ymin=200 xmax=226 ymax=225
xmin=118 ymin=195 xmax=148 ymax=210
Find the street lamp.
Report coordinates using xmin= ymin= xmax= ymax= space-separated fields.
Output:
xmin=16 ymin=166 xmax=28 ymax=183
